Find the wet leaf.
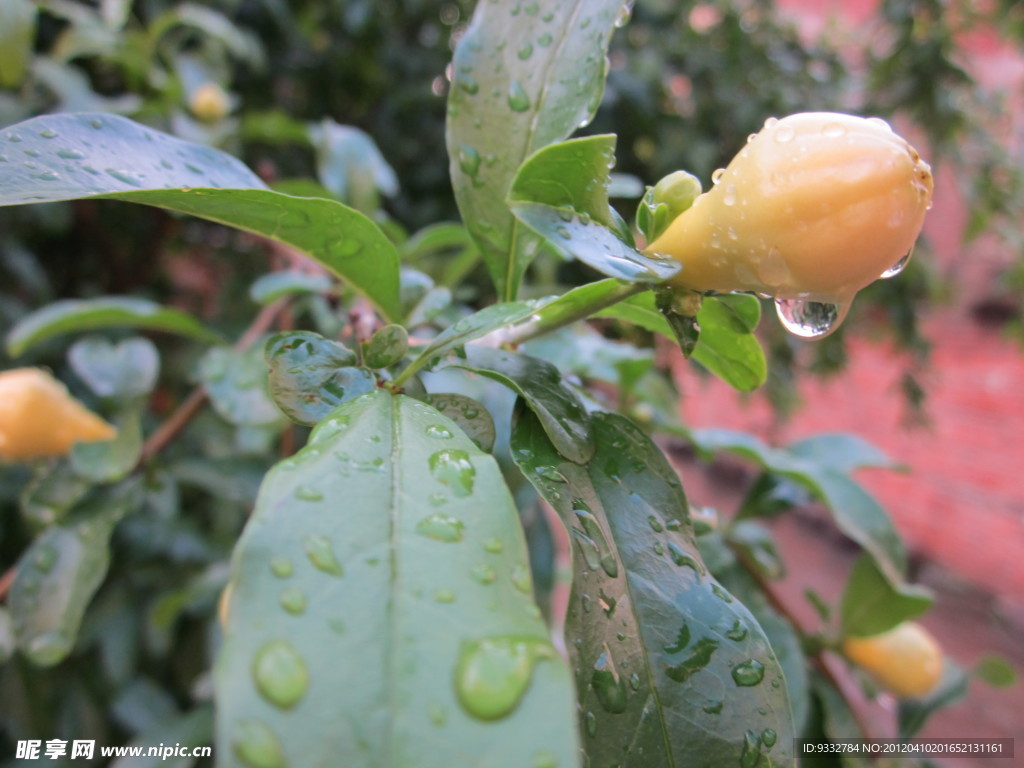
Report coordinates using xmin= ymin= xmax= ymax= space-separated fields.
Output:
xmin=216 ymin=390 xmax=578 ymax=766
xmin=0 ymin=113 xmax=400 ymax=319
xmin=420 ymin=393 xmax=496 ymax=453
xmin=362 ymin=324 xmax=409 ymax=369
xmin=264 ymin=331 xmax=374 ymax=427
xmin=447 ymin=0 xmax=626 ymax=300
xmin=198 ymin=345 xmax=286 ymax=428
xmin=454 ymin=346 xmax=594 ymax=464
xmin=511 ymin=407 xmax=794 ymax=767
xmin=7 ymin=297 xmax=220 ymax=357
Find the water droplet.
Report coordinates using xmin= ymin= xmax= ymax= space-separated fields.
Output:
xmin=591 ymin=647 xmax=628 ymax=714
xmin=253 ymin=640 xmax=309 ymax=708
xmin=33 ymin=545 xmax=57 ymax=573
xmin=761 ymin=728 xmax=777 ymax=747
xmin=647 ymin=515 xmax=664 ymax=532
xmin=667 ymin=542 xmax=704 ymax=573
xmin=822 ymin=121 xmax=846 ymax=138
xmin=455 ymin=636 xmax=553 ymax=720
xmin=722 ymin=184 xmax=737 ymax=206
xmin=466 ymin=532 xmax=503 ymax=557
xmin=517 ymin=43 xmax=534 ymax=60
xmin=295 ymin=485 xmax=323 ymax=501
xmin=56 ymin=148 xmax=85 ymax=160
xmin=425 ymin=424 xmax=453 ymax=439
xmin=510 ymin=563 xmax=532 ymax=594
xmin=703 ymin=699 xmax=723 ymax=714
xmin=421 ymin=446 xmax=475 ymax=496
xmin=458 ymin=144 xmax=481 ymax=177
xmin=653 ymin=541 xmax=665 ymax=556
xmin=581 ymin=593 xmax=593 ymax=613
xmin=664 ymin=624 xmax=691 ymax=654
xmin=232 ymin=720 xmax=285 ymax=768
xmin=535 ymin=465 xmax=566 ymax=483
xmin=740 ymin=730 xmax=762 ymax=768
xmin=584 ymin=710 xmax=598 ymax=737
xmin=726 ymin=620 xmax=748 ymax=642
xmin=507 ymin=80 xmax=531 ymax=112
xmin=538 ymin=32 xmax=553 ymax=46
xmin=573 ymin=508 xmax=618 ymax=578
xmin=711 ymin=168 xmax=726 ymax=185
xmin=106 ymin=168 xmax=143 ymax=187
xmin=572 ymin=529 xmax=602 ymax=572
xmin=416 ymin=513 xmax=465 ymax=542
xmin=774 ymin=124 xmax=795 ymax=143
xmin=531 ymin=752 xmax=557 ymax=768
xmin=614 ymin=0 xmax=635 ymax=27
xmin=628 ymin=672 xmax=641 ymax=691
xmin=429 ymin=492 xmax=447 ymax=507
xmin=774 ymin=297 xmax=849 ymax=339
xmin=269 ymin=557 xmax=293 ymax=578
xmin=731 ymin=659 xmax=766 ymax=686
xmin=470 ymin=563 xmax=497 ymax=585
xmin=458 ymin=76 xmax=479 ymax=95
xmin=434 ymin=587 xmax=457 ymax=603
xmin=711 ymin=583 xmax=734 ymax=603
xmin=666 ymin=637 xmax=719 ymax=683
xmin=278 ymin=587 xmax=306 ymax=615
xmin=867 ymin=116 xmax=892 ymax=132
xmin=6 ymin=132 xmax=23 ymax=143
xmin=304 ymin=534 xmax=344 ymax=576
xmin=881 ymin=248 xmax=912 ymax=278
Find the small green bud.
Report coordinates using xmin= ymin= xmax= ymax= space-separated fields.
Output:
xmin=636 ymin=170 xmax=702 ymax=244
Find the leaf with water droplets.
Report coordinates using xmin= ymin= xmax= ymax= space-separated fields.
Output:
xmin=216 ymin=390 xmax=578 ymax=766
xmin=10 ymin=480 xmax=142 ymax=667
xmin=511 ymin=406 xmax=794 ymax=767
xmin=199 ymin=343 xmax=287 ymax=428
xmin=419 ymin=393 xmax=495 ymax=453
xmin=454 ymin=345 xmax=594 ymax=464
xmin=447 ymin=0 xmax=627 ymax=300
xmin=0 ymin=113 xmax=401 ymax=319
xmin=6 ymin=297 xmax=221 ymax=357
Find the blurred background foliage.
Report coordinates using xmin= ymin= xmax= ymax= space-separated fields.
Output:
xmin=0 ymin=0 xmax=1021 ymax=762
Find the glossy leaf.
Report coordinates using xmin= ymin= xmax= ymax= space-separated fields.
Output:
xmin=264 ymin=331 xmax=374 ymax=427
xmin=691 ymin=428 xmax=908 ymax=587
xmin=249 ymin=271 xmax=333 ymax=306
xmin=362 ymin=324 xmax=409 ymax=369
xmin=11 ymin=481 xmax=141 ymax=667
xmin=68 ymin=336 xmax=160 ymax=400
xmin=216 ymin=390 xmax=579 ymax=767
xmin=510 ymin=201 xmax=680 ymax=283
xmin=7 ymin=297 xmax=220 ymax=357
xmin=447 ymin=0 xmax=626 ymax=300
xmin=508 ymin=135 xmax=617 ymax=227
xmin=511 ymin=407 xmax=794 ymax=768
xmin=524 ymin=279 xmax=648 ymax=341
xmin=0 ymin=113 xmax=401 ymax=319
xmin=420 ymin=393 xmax=496 ymax=453
xmin=198 ymin=345 xmax=286 ymax=428
xmin=70 ymin=407 xmax=143 ymax=483
xmin=840 ymin=553 xmax=932 ymax=638
xmin=454 ymin=345 xmax=594 ymax=464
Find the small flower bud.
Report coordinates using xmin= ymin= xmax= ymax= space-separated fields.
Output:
xmin=646 ymin=112 xmax=933 ymax=307
xmin=842 ymin=621 xmax=943 ymax=698
xmin=190 ymin=82 xmax=231 ymax=124
xmin=636 ymin=170 xmax=703 ymax=243
xmin=0 ymin=368 xmax=116 ymax=461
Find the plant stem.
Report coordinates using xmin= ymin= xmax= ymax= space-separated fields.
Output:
xmin=503 ymin=280 xmax=649 ymax=346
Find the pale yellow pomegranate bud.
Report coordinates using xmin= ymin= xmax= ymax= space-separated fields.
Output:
xmin=190 ymin=82 xmax=230 ymax=123
xmin=0 ymin=368 xmax=116 ymax=461
xmin=647 ymin=112 xmax=933 ymax=335
xmin=842 ymin=621 xmax=943 ymax=698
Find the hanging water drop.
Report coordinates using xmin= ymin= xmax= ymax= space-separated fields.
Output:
xmin=774 ymin=297 xmax=849 ymax=339
xmin=711 ymin=168 xmax=726 ymax=185
xmin=881 ymin=248 xmax=912 ymax=278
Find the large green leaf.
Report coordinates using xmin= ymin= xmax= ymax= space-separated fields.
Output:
xmin=7 ymin=297 xmax=221 ymax=357
xmin=68 ymin=336 xmax=160 ymax=400
xmin=454 ymin=346 xmax=594 ymax=464
xmin=0 ymin=113 xmax=400 ymax=319
xmin=447 ymin=0 xmax=626 ymax=300
xmin=511 ymin=408 xmax=794 ymax=768
xmin=10 ymin=481 xmax=141 ymax=667
xmin=839 ymin=553 xmax=932 ymax=638
xmin=216 ymin=390 xmax=579 ymax=768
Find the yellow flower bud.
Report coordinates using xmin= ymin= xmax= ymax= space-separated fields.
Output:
xmin=842 ymin=621 xmax=943 ymax=698
xmin=646 ymin=112 xmax=933 ymax=335
xmin=190 ymin=82 xmax=230 ymax=124
xmin=0 ymin=368 xmax=116 ymax=462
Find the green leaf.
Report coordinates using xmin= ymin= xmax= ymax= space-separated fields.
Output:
xmin=249 ymin=271 xmax=333 ymax=306
xmin=691 ymin=429 xmax=908 ymax=587
xmin=308 ymin=119 xmax=398 ymax=213
xmin=508 ymin=135 xmax=617 ymax=226
xmin=395 ymin=300 xmax=539 ymax=386
xmin=454 ymin=346 xmax=594 ymax=464
xmin=599 ymin=292 xmax=766 ymax=391
xmin=509 ymin=201 xmax=680 ymax=283
xmin=264 ymin=331 xmax=374 ymax=427
xmin=68 ymin=336 xmax=160 ymax=400
xmin=447 ymin=0 xmax=627 ymax=300
xmin=20 ymin=461 xmax=93 ymax=530
xmin=420 ymin=393 xmax=496 ymax=453
xmin=897 ymin=661 xmax=969 ymax=738
xmin=198 ymin=344 xmax=286 ymax=428
xmin=727 ymin=520 xmax=785 ymax=581
xmin=216 ymin=391 xmax=579 ymax=767
xmin=11 ymin=481 xmax=141 ymax=667
xmin=0 ymin=0 xmax=36 ymax=89
xmin=840 ymin=553 xmax=932 ymax=638
xmin=789 ymin=433 xmax=899 ymax=474
xmin=362 ymin=324 xmax=409 ymax=369
xmin=110 ymin=706 xmax=213 ymax=768
xmin=510 ymin=407 xmax=794 ymax=767
xmin=973 ymin=654 xmax=1017 ymax=688
xmin=524 ymin=324 xmax=652 ymax=389
xmin=812 ymin=675 xmax=863 ymax=768
xmin=70 ymin=407 xmax=143 ymax=483
xmin=7 ymin=297 xmax=221 ymax=357
xmin=0 ymin=113 xmax=401 ymax=320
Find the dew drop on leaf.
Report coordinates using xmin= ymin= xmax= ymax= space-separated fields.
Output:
xmin=416 ymin=513 xmax=465 ymax=542
xmin=294 ymin=485 xmax=323 ymax=501
xmin=269 ymin=556 xmax=293 ymax=578
xmin=232 ymin=720 xmax=285 ymax=768
xmin=278 ymin=587 xmax=306 ymax=615
xmin=731 ymin=659 xmax=766 ymax=687
xmin=429 ymin=449 xmax=476 ymax=497
xmin=591 ymin=647 xmax=628 ymax=714
xmin=507 ymin=80 xmax=531 ymax=112
xmin=252 ymin=640 xmax=309 ymax=709
xmin=454 ymin=636 xmax=552 ymax=721
xmin=303 ymin=534 xmax=344 ymax=576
